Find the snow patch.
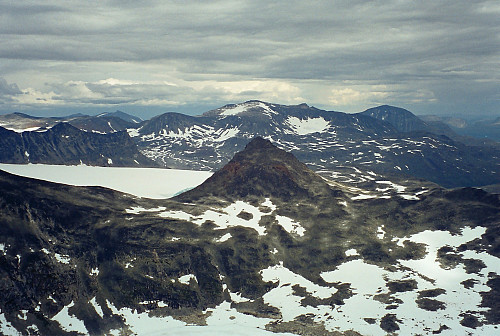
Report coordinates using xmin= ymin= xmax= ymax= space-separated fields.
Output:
xmin=0 ymin=310 xmax=21 ymax=336
xmin=260 ymin=262 xmax=337 ymax=322
xmin=286 ymin=116 xmax=329 ymax=135
xmin=345 ymin=248 xmax=359 ymax=256
xmin=90 ymin=297 xmax=104 ymax=318
xmin=229 ymin=292 xmax=252 ymax=303
xmin=127 ymin=128 xmax=140 ymax=137
xmin=351 ymin=194 xmax=377 ymax=200
xmin=316 ymin=226 xmax=498 ymax=335
xmin=376 ymin=180 xmax=406 ymax=193
xmin=54 ymin=253 xmax=71 ymax=264
xmin=178 ymin=274 xmax=197 ymax=285
xmin=126 ymin=206 xmax=167 ymax=214
xmin=161 ymin=201 xmax=269 ymax=235
xmin=376 ymin=225 xmax=385 ymax=239
xmin=215 ymin=233 xmax=232 ymax=243
xmin=219 ymin=101 xmax=277 ymax=116
xmin=275 ymin=215 xmax=305 ymax=236
xmin=52 ymin=301 xmax=88 ymax=334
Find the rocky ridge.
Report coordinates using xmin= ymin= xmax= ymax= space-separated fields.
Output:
xmin=0 ymin=122 xmax=158 ymax=167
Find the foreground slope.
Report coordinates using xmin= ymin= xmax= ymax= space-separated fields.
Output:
xmin=1 ymin=138 xmax=500 ymax=335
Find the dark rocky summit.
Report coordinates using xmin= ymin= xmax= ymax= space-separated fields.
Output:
xmin=178 ymin=137 xmax=341 ymax=202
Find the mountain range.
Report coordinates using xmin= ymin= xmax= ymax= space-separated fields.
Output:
xmin=420 ymin=114 xmax=500 ymax=142
xmin=0 ymin=122 xmax=157 ymax=167
xmin=1 ymin=101 xmax=499 ymax=188
xmin=1 ymin=137 xmax=499 ymax=335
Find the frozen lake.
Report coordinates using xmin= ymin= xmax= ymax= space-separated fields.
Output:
xmin=0 ymin=164 xmax=213 ymax=199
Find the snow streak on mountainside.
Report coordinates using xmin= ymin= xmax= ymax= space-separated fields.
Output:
xmin=127 ymin=101 xmax=500 ymax=188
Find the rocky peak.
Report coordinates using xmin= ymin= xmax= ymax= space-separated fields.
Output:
xmin=242 ymin=136 xmax=275 ymax=150
xmin=176 ymin=137 xmax=341 ymax=202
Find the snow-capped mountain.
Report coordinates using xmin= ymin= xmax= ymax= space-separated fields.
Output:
xmin=1 ymin=138 xmax=499 ymax=335
xmin=128 ymin=101 xmax=500 ymax=188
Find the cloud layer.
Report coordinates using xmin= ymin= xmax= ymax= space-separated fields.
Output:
xmin=1 ymin=0 xmax=499 ymax=116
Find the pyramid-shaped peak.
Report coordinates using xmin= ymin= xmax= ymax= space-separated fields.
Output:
xmin=176 ymin=137 xmax=341 ymax=202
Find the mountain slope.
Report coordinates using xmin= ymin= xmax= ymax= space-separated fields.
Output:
xmin=359 ymin=105 xmax=430 ymax=132
xmin=0 ymin=123 xmax=158 ymax=167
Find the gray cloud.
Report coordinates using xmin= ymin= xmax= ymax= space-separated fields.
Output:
xmin=0 ymin=78 xmax=23 ymax=104
xmin=0 ymin=0 xmax=499 ymax=116
xmin=0 ymin=78 xmax=22 ymax=95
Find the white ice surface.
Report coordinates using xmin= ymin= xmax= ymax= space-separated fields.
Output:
xmin=0 ymin=164 xmax=212 ymax=199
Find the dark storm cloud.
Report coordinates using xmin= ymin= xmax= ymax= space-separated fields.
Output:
xmin=0 ymin=0 xmax=498 ymax=115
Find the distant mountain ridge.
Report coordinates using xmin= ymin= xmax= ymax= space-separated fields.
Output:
xmin=0 ymin=123 xmax=158 ymax=167
xmin=0 ymin=110 xmax=141 ymax=134
xmin=128 ymin=100 xmax=500 ymax=188
xmin=359 ymin=105 xmax=430 ymax=132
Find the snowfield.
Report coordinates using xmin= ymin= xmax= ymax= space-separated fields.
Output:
xmin=0 ymin=164 xmax=212 ymax=199
xmin=285 ymin=116 xmax=330 ymax=135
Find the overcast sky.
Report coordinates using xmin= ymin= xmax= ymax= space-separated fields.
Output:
xmin=1 ymin=0 xmax=499 ymax=118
